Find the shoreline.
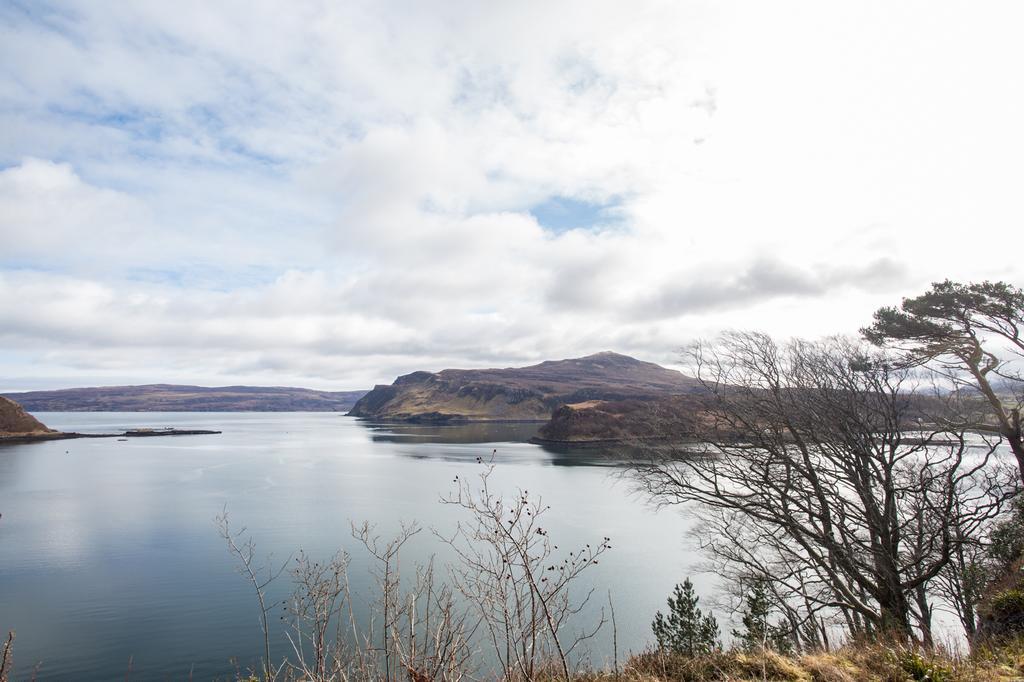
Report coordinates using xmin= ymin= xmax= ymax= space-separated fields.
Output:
xmin=0 ymin=428 xmax=222 ymax=445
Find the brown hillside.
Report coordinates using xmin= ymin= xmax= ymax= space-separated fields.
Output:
xmin=0 ymin=396 xmax=55 ymax=436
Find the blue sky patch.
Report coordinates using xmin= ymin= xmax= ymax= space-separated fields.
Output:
xmin=529 ymin=196 xmax=620 ymax=233
xmin=123 ymin=264 xmax=284 ymax=291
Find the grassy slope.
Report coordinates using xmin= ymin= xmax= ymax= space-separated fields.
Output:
xmin=575 ymin=640 xmax=1024 ymax=681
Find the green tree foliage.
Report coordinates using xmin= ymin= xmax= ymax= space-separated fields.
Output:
xmin=862 ymin=279 xmax=1024 ymax=484
xmin=731 ymin=579 xmax=792 ymax=654
xmin=652 ymin=579 xmax=720 ymax=656
xmin=988 ymin=496 xmax=1024 ymax=573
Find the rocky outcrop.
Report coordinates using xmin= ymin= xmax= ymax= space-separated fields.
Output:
xmin=0 ymin=396 xmax=55 ymax=437
xmin=535 ymin=396 xmax=700 ymax=445
xmin=348 ymin=352 xmax=702 ymax=422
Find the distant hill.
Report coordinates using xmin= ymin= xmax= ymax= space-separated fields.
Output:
xmin=348 ymin=351 xmax=701 ymax=422
xmin=0 ymin=396 xmax=55 ymax=436
xmin=3 ymin=385 xmax=367 ymax=412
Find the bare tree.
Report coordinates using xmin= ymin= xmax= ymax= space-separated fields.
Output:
xmin=633 ymin=333 xmax=1007 ymax=642
xmin=390 ymin=558 xmax=478 ymax=681
xmin=352 ymin=520 xmax=421 ymax=680
xmin=282 ymin=534 xmax=476 ymax=682
xmin=437 ymin=461 xmax=611 ymax=681
xmin=285 ymin=550 xmax=350 ymax=679
xmin=931 ymin=522 xmax=988 ymax=645
xmin=220 ymin=462 xmax=611 ymax=680
xmin=217 ymin=508 xmax=289 ymax=681
xmin=691 ymin=506 xmax=840 ymax=652
xmin=351 ymin=521 xmax=479 ymax=681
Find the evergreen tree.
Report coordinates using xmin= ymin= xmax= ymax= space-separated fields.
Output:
xmin=732 ymin=579 xmax=792 ymax=653
xmin=863 ymin=279 xmax=1024 ymax=486
xmin=988 ymin=496 xmax=1024 ymax=574
xmin=652 ymin=578 xmax=720 ymax=655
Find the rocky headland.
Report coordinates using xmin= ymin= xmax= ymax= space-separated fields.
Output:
xmin=348 ymin=351 xmax=703 ymax=431
xmin=533 ymin=396 xmax=701 ymax=446
xmin=0 ymin=395 xmax=58 ymax=439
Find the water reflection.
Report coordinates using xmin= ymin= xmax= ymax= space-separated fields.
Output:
xmin=357 ymin=420 xmax=638 ymax=467
xmin=360 ymin=419 xmax=543 ymax=444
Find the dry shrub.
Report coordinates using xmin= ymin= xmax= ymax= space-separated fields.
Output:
xmin=625 ymin=648 xmax=810 ymax=681
xmin=796 ymin=652 xmax=857 ymax=682
xmin=968 ymin=634 xmax=1024 ymax=681
xmin=611 ymin=640 xmax=1024 ymax=682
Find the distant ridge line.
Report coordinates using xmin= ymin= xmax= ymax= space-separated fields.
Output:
xmin=2 ymin=384 xmax=369 ymax=412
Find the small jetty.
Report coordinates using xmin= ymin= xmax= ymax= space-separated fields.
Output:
xmin=122 ymin=427 xmax=221 ymax=438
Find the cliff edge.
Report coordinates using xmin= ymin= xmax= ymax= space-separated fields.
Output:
xmin=534 ymin=396 xmax=700 ymax=445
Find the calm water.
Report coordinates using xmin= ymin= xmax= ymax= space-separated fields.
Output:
xmin=0 ymin=413 xmax=702 ymax=680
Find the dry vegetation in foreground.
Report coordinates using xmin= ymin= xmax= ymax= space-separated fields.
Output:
xmin=591 ymin=639 xmax=1024 ymax=682
xmin=5 ymin=637 xmax=1024 ymax=682
xmin=213 ymin=639 xmax=1024 ymax=681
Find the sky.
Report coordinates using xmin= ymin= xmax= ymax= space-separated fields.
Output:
xmin=1 ymin=1 xmax=1022 ymax=392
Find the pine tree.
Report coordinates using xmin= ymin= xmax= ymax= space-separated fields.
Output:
xmin=652 ymin=578 xmax=720 ymax=656
xmin=732 ymin=579 xmax=792 ymax=654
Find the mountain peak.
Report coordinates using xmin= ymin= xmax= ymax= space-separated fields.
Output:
xmin=532 ymin=351 xmax=641 ymax=366
xmin=584 ymin=350 xmax=631 ymax=359
xmin=579 ymin=351 xmax=643 ymax=363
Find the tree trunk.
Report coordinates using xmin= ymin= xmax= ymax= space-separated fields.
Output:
xmin=1008 ymin=408 xmax=1024 ymax=487
xmin=963 ymin=597 xmax=978 ymax=648
xmin=876 ymin=585 xmax=914 ymax=642
xmin=914 ymin=583 xmax=934 ymax=649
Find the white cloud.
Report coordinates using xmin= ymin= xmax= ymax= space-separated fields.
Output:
xmin=1 ymin=1 xmax=1022 ymax=390
xmin=0 ymin=158 xmax=150 ymax=262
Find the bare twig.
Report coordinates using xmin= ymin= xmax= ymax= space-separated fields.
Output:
xmin=217 ymin=507 xmax=289 ymax=680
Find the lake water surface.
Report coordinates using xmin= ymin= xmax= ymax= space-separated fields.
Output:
xmin=0 ymin=413 xmax=702 ymax=680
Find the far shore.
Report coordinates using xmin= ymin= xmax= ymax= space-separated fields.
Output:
xmin=0 ymin=427 xmax=221 ymax=445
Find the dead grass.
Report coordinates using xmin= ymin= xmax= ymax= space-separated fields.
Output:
xmin=568 ymin=638 xmax=1024 ymax=682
